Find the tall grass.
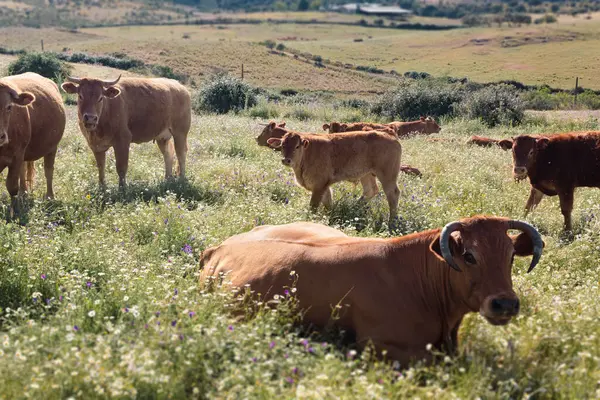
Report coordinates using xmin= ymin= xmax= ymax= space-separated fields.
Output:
xmin=0 ymin=108 xmax=598 ymax=398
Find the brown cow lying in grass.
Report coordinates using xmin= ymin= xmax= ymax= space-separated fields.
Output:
xmin=267 ymin=130 xmax=402 ymax=226
xmin=323 ymin=116 xmax=441 ymax=138
xmin=0 ymin=72 xmax=66 ymax=211
xmin=510 ymin=131 xmax=600 ymax=231
xmin=200 ymin=217 xmax=544 ymax=366
xmin=62 ymin=75 xmax=191 ymax=187
xmin=467 ymin=135 xmax=513 ymax=150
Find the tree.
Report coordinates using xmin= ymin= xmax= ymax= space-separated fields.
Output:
xmin=297 ymin=0 xmax=309 ymax=11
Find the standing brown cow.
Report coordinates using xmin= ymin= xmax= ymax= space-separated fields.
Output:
xmin=267 ymin=130 xmax=401 ymax=226
xmin=0 ymin=73 xmax=65 ymax=208
xmin=61 ymin=76 xmax=191 ymax=187
xmin=511 ymin=132 xmax=600 ymax=231
xmin=200 ymin=217 xmax=544 ymax=366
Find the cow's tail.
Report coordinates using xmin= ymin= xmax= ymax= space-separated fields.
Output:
xmin=26 ymin=161 xmax=35 ymax=192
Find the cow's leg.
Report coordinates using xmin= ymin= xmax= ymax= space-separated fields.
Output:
xmin=379 ymin=177 xmax=400 ymax=226
xmin=93 ymin=150 xmax=107 ymax=188
xmin=26 ymin=161 xmax=35 ymax=194
xmin=321 ymin=187 xmax=333 ymax=209
xmin=172 ymin=132 xmax=188 ymax=178
xmin=156 ymin=138 xmax=175 ymax=180
xmin=113 ymin=142 xmax=130 ymax=188
xmin=524 ymin=187 xmax=544 ymax=216
xmin=7 ymin=162 xmax=22 ymax=216
xmin=360 ymin=174 xmax=378 ymax=200
xmin=43 ymin=151 xmax=57 ymax=199
xmin=558 ymin=189 xmax=575 ymax=231
xmin=18 ymin=163 xmax=28 ymax=195
xmin=310 ymin=185 xmax=330 ymax=210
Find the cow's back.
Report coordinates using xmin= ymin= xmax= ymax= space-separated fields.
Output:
xmin=5 ymin=73 xmax=66 ymax=160
xmin=113 ymin=78 xmax=191 ymax=144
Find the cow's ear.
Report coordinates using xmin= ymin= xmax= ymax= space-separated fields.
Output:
xmin=13 ymin=92 xmax=35 ymax=106
xmin=103 ymin=86 xmax=121 ymax=99
xmin=61 ymin=82 xmax=78 ymax=94
xmin=498 ymin=139 xmax=513 ymax=150
xmin=511 ymin=233 xmax=545 ymax=257
xmin=302 ymin=139 xmax=309 ymax=148
xmin=420 ymin=116 xmax=425 ymax=121
xmin=268 ymin=122 xmax=276 ymax=129
xmin=429 ymin=232 xmax=462 ymax=262
xmin=279 ymin=122 xmax=286 ymax=128
xmin=322 ymin=124 xmax=329 ymax=131
xmin=267 ymin=138 xmax=282 ymax=148
xmin=536 ymin=137 xmax=549 ymax=150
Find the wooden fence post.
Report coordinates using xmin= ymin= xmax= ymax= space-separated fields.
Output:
xmin=41 ymin=40 xmax=44 ymax=52
xmin=574 ymin=77 xmax=579 ymax=107
xmin=241 ymin=64 xmax=244 ymax=80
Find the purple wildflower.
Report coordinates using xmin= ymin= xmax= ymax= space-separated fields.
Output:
xmin=124 ymin=307 xmax=129 ymax=313
xmin=378 ymin=378 xmax=384 ymax=384
xmin=321 ymin=342 xmax=327 ymax=347
xmin=179 ymin=334 xmax=184 ymax=341
xmin=308 ymin=347 xmax=315 ymax=354
xmin=293 ymin=367 xmax=299 ymax=375
xmin=59 ymin=296 xmax=63 ymax=301
xmin=188 ymin=311 xmax=196 ymax=318
xmin=40 ymin=274 xmax=46 ymax=280
xmin=144 ymin=324 xmax=149 ymax=329
xmin=155 ymin=311 xmax=161 ymax=317
xmin=182 ymin=244 xmax=193 ymax=255
xmin=284 ymin=289 xmax=290 ymax=296
xmin=252 ymin=357 xmax=257 ymax=363
xmin=86 ymin=281 xmax=92 ymax=288
xmin=285 ymin=377 xmax=294 ymax=384
xmin=300 ymin=339 xmax=309 ymax=348
xmin=228 ymin=325 xmax=234 ymax=331
xmin=269 ymin=341 xmax=276 ymax=349
xmin=171 ymin=320 xmax=177 ymax=327
xmin=174 ymin=288 xmax=178 ymax=295
xmin=73 ymin=325 xmax=79 ymax=331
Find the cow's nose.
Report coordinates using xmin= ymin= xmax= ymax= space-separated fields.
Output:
xmin=491 ymin=297 xmax=520 ymax=316
xmin=83 ymin=114 xmax=98 ymax=124
xmin=282 ymin=158 xmax=291 ymax=166
xmin=513 ymin=167 xmax=527 ymax=176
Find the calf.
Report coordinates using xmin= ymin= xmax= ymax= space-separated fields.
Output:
xmin=467 ymin=135 xmax=513 ymax=150
xmin=0 ymin=73 xmax=65 ymax=210
xmin=389 ymin=116 xmax=441 ymax=138
xmin=267 ymin=131 xmax=402 ymax=226
xmin=200 ymin=217 xmax=544 ymax=367
xmin=323 ymin=122 xmax=389 ymax=133
xmin=62 ymin=75 xmax=191 ymax=187
xmin=511 ymin=132 xmax=600 ymax=231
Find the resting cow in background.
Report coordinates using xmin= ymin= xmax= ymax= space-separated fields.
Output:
xmin=0 ymin=72 xmax=65 ymax=209
xmin=322 ymin=122 xmax=389 ymax=134
xmin=200 ymin=217 xmax=544 ymax=366
xmin=61 ymin=75 xmax=191 ymax=187
xmin=267 ymin=130 xmax=401 ymax=226
xmin=323 ymin=116 xmax=441 ymax=138
xmin=467 ymin=135 xmax=513 ymax=150
xmin=511 ymin=132 xmax=600 ymax=231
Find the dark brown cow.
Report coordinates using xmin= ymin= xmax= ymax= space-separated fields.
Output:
xmin=511 ymin=132 xmax=600 ymax=231
xmin=267 ymin=130 xmax=401 ymax=225
xmin=200 ymin=217 xmax=544 ymax=366
xmin=0 ymin=73 xmax=65 ymax=209
xmin=61 ymin=75 xmax=191 ymax=187
xmin=467 ymin=136 xmax=513 ymax=150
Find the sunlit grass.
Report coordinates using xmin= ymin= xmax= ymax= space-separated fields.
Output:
xmin=0 ymin=106 xmax=598 ymax=398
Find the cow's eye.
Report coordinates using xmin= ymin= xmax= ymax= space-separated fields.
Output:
xmin=98 ymin=97 xmax=103 ymax=103
xmin=463 ymin=252 xmax=477 ymax=265
xmin=6 ymin=104 xmax=12 ymax=111
xmin=295 ymin=145 xmax=300 ymax=149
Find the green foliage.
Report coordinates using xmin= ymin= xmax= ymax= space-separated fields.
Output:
xmin=193 ymin=73 xmax=258 ymax=114
xmin=371 ymin=79 xmax=464 ymax=121
xmin=57 ymin=52 xmax=145 ymax=70
xmin=456 ymin=84 xmax=525 ymax=127
xmin=7 ymin=52 xmax=71 ymax=82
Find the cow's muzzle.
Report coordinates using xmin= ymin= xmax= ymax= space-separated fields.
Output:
xmin=481 ymin=295 xmax=520 ymax=326
xmin=282 ymin=158 xmax=291 ymax=166
xmin=83 ymin=114 xmax=99 ymax=130
xmin=513 ymin=166 xmax=528 ymax=181
xmin=0 ymin=131 xmax=8 ymax=146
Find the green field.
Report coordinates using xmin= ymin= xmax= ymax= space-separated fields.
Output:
xmin=0 ymin=101 xmax=599 ymax=397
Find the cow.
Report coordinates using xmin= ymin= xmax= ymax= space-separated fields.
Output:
xmin=256 ymin=121 xmax=288 ymax=147
xmin=389 ymin=116 xmax=441 ymax=138
xmin=322 ymin=122 xmax=389 ymax=134
xmin=510 ymin=132 xmax=600 ymax=231
xmin=266 ymin=130 xmax=401 ymax=226
xmin=199 ymin=216 xmax=544 ymax=366
xmin=0 ymin=72 xmax=66 ymax=210
xmin=467 ymin=135 xmax=513 ymax=150
xmin=61 ymin=75 xmax=191 ymax=187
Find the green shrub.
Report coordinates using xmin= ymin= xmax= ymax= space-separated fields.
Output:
xmin=371 ymin=79 xmax=464 ymax=120
xmin=246 ymin=98 xmax=281 ymax=119
xmin=577 ymin=90 xmax=600 ymax=110
xmin=193 ymin=73 xmax=257 ymax=114
xmin=8 ymin=52 xmax=71 ymax=82
xmin=456 ymin=84 xmax=524 ymax=127
xmin=150 ymin=65 xmax=189 ymax=83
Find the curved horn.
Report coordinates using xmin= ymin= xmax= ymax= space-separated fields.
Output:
xmin=66 ymin=76 xmax=83 ymax=84
xmin=507 ymin=220 xmax=544 ymax=273
xmin=439 ymin=221 xmax=462 ymax=272
xmin=101 ymin=75 xmax=121 ymax=87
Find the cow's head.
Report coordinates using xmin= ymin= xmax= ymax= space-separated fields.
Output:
xmin=420 ymin=116 xmax=441 ymax=134
xmin=510 ymin=135 xmax=546 ymax=181
xmin=0 ymin=83 xmax=35 ymax=147
xmin=267 ymin=132 xmax=307 ymax=167
xmin=326 ymin=122 xmax=344 ymax=133
xmin=256 ymin=121 xmax=287 ymax=146
xmin=430 ymin=217 xmax=544 ymax=326
xmin=61 ymin=75 xmax=122 ymax=131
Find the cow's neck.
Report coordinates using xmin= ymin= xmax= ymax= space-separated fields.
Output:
xmin=389 ymin=231 xmax=473 ymax=345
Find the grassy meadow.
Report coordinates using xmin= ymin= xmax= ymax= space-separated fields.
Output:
xmin=0 ymin=101 xmax=599 ymax=397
